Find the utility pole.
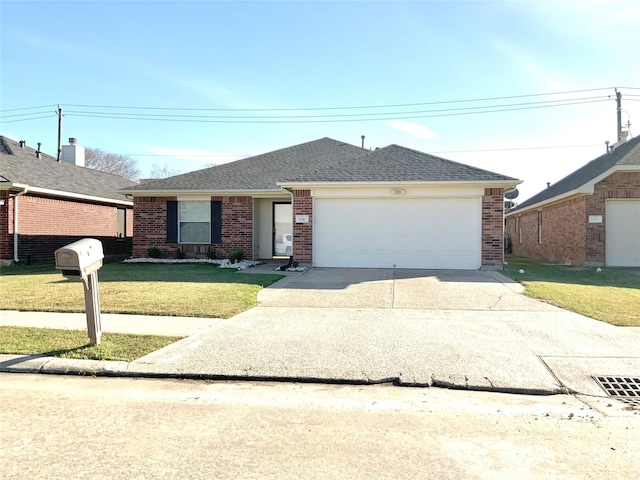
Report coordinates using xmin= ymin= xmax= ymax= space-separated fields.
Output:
xmin=56 ymin=106 xmax=62 ymax=162
xmin=616 ymin=89 xmax=622 ymax=142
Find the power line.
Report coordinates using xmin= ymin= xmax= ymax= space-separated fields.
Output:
xmin=64 ymin=98 xmax=611 ymax=124
xmin=59 ymin=87 xmax=616 ymax=112
xmin=62 ymin=95 xmax=609 ymax=121
xmin=0 ymin=104 xmax=58 ymax=113
xmin=0 ymin=114 xmax=56 ymax=124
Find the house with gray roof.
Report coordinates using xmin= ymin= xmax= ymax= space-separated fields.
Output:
xmin=505 ymin=134 xmax=640 ymax=267
xmin=123 ymin=137 xmax=518 ymax=269
xmin=1 ymin=136 xmax=136 ymax=264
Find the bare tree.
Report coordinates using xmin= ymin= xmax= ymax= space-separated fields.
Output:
xmin=149 ymin=163 xmax=182 ymax=179
xmin=85 ymin=147 xmax=140 ymax=181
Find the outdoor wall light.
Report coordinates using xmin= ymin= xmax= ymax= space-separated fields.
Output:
xmin=0 ymin=199 xmax=5 ymax=206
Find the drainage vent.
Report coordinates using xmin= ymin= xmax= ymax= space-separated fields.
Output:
xmin=593 ymin=376 xmax=640 ymax=407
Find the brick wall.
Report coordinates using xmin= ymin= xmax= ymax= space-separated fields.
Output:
xmin=481 ymin=188 xmax=505 ymax=269
xmin=586 ymin=171 xmax=640 ymax=264
xmin=505 ymin=171 xmax=640 ymax=265
xmin=507 ymin=196 xmax=588 ymax=263
xmin=132 ymin=196 xmax=176 ymax=258
xmin=0 ymin=193 xmax=132 ymax=263
xmin=218 ymin=195 xmax=253 ymax=259
xmin=133 ymin=195 xmax=254 ymax=259
xmin=292 ymin=190 xmax=312 ymax=264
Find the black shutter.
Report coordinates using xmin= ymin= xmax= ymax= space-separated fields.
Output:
xmin=166 ymin=201 xmax=178 ymax=243
xmin=211 ymin=201 xmax=222 ymax=244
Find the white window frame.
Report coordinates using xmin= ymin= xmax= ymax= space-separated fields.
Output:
xmin=178 ymin=201 xmax=211 ymax=244
xmin=537 ymin=210 xmax=543 ymax=244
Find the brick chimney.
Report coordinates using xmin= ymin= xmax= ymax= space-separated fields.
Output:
xmin=61 ymin=137 xmax=85 ymax=167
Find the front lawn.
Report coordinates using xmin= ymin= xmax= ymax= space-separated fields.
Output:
xmin=0 ymin=262 xmax=283 ymax=318
xmin=501 ymin=255 xmax=640 ymax=327
xmin=0 ymin=326 xmax=181 ymax=362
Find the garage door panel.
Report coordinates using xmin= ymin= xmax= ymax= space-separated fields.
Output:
xmin=314 ymin=198 xmax=481 ymax=269
xmin=606 ymin=200 xmax=640 ymax=267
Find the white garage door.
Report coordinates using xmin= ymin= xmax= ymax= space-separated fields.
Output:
xmin=314 ymin=197 xmax=482 ymax=269
xmin=606 ymin=200 xmax=640 ymax=267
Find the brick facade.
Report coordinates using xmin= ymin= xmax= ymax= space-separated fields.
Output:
xmin=219 ymin=196 xmax=253 ymax=259
xmin=131 ymin=188 xmax=510 ymax=268
xmin=0 ymin=192 xmax=133 ymax=263
xmin=481 ymin=188 xmax=505 ymax=269
xmin=292 ymin=189 xmax=313 ymax=263
xmin=132 ymin=195 xmax=253 ymax=259
xmin=506 ymin=171 xmax=640 ymax=265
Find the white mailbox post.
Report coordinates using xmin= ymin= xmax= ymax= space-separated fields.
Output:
xmin=54 ymin=238 xmax=104 ymax=345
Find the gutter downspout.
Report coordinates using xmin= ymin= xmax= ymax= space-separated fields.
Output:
xmin=12 ymin=188 xmax=28 ymax=262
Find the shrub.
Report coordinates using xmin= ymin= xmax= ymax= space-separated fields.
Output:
xmin=206 ymin=246 xmax=216 ymax=259
xmin=147 ymin=247 xmax=161 ymax=258
xmin=175 ymin=248 xmax=186 ymax=259
xmin=292 ymin=260 xmax=299 ymax=268
xmin=227 ymin=248 xmax=245 ymax=264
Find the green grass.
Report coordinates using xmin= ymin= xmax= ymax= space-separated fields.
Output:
xmin=0 ymin=262 xmax=283 ymax=318
xmin=0 ymin=326 xmax=181 ymax=361
xmin=501 ymin=255 xmax=640 ymax=326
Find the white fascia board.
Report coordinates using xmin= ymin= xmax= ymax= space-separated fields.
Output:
xmin=277 ymin=179 xmax=522 ymax=189
xmin=1 ymin=183 xmax=132 ymax=206
xmin=505 ymin=189 xmax=584 ymax=217
xmin=506 ymin=165 xmax=640 ymax=217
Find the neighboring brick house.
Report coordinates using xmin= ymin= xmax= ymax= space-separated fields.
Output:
xmin=0 ymin=136 xmax=136 ymax=264
xmin=505 ymin=134 xmax=640 ymax=267
xmin=122 ymin=138 xmax=519 ymax=270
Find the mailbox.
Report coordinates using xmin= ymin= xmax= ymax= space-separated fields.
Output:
xmin=55 ymin=238 xmax=104 ymax=280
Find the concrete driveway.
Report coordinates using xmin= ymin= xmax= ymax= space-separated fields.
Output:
xmin=128 ymin=267 xmax=640 ymax=399
xmin=257 ymin=268 xmax=558 ymax=311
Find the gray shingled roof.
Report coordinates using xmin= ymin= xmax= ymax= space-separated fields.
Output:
xmin=123 ymin=138 xmax=516 ymax=193
xmin=123 ymin=137 xmax=368 ymax=192
xmin=0 ymin=136 xmax=136 ymax=203
xmin=510 ymin=135 xmax=640 ymax=212
xmin=284 ymin=144 xmax=518 ymax=183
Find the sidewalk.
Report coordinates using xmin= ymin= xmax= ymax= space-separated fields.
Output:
xmin=0 ymin=310 xmax=217 ymax=336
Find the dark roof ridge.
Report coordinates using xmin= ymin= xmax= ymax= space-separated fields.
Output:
xmin=510 ymin=134 xmax=640 ymax=212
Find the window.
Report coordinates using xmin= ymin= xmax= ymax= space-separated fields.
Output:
xmin=517 ymin=216 xmax=522 ymax=243
xmin=538 ymin=211 xmax=543 ymax=244
xmin=167 ymin=200 xmax=222 ymax=244
xmin=179 ymin=201 xmax=210 ymax=243
xmin=116 ymin=208 xmax=126 ymax=240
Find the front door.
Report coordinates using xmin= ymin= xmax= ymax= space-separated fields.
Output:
xmin=273 ymin=203 xmax=293 ymax=256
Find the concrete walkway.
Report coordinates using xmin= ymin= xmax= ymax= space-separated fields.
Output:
xmin=2 ymin=268 xmax=639 ymax=398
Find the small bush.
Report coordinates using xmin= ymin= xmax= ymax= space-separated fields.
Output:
xmin=292 ymin=260 xmax=299 ymax=268
xmin=206 ymin=246 xmax=216 ymax=259
xmin=227 ymin=248 xmax=245 ymax=264
xmin=175 ymin=248 xmax=186 ymax=259
xmin=147 ymin=247 xmax=161 ymax=258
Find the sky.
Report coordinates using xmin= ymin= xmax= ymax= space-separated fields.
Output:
xmin=2 ymin=0 xmax=639 ymax=203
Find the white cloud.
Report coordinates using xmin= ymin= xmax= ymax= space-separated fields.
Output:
xmin=490 ymin=38 xmax=573 ymax=92
xmin=385 ymin=120 xmax=438 ymax=140
xmin=141 ymin=145 xmax=243 ymax=166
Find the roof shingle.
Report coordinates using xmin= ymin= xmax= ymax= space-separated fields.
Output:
xmin=0 ymin=136 xmax=136 ymax=203
xmin=284 ymin=144 xmax=518 ymax=183
xmin=511 ymin=135 xmax=640 ymax=211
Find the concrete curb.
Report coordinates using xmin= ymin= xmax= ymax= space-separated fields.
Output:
xmin=1 ymin=354 xmax=562 ymax=396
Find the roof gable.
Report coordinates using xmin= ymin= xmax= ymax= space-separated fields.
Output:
xmin=511 ymin=135 xmax=640 ymax=212
xmin=0 ymin=136 xmax=136 ymax=203
xmin=124 ymin=137 xmax=368 ymax=192
xmin=284 ymin=144 xmax=518 ymax=183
